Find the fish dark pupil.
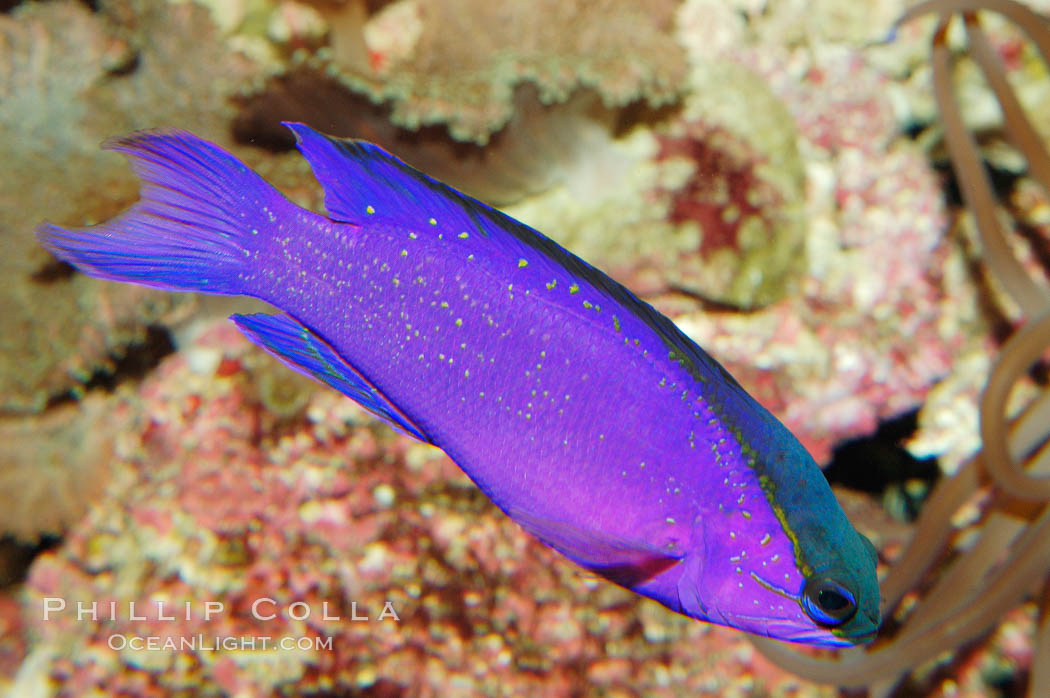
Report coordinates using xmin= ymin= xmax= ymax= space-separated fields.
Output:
xmin=818 ymin=589 xmax=849 ymax=612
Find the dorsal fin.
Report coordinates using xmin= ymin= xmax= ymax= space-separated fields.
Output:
xmin=284 ymin=121 xmax=500 ymax=236
xmin=283 ymin=122 xmax=754 ymax=402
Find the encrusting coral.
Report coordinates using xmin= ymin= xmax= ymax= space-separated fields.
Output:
xmin=571 ymin=0 xmax=977 ymax=462
xmin=750 ymin=2 xmax=1050 ymax=696
xmin=0 ymin=1 xmax=178 ymax=414
xmin=234 ymin=69 xmax=624 ymax=208
xmin=652 ymin=59 xmax=808 ymax=308
xmin=0 ymin=396 xmax=124 ymax=542
xmin=301 ymin=0 xmax=687 ymax=144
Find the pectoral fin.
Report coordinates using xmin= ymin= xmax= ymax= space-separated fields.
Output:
xmin=507 ymin=506 xmax=684 ymax=588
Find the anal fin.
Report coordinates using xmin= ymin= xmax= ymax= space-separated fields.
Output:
xmin=231 ymin=312 xmax=430 ymax=443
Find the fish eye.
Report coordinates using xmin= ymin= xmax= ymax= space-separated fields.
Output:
xmin=802 ymin=577 xmax=858 ymax=627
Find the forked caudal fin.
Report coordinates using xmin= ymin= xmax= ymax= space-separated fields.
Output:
xmin=36 ymin=129 xmax=293 ymax=294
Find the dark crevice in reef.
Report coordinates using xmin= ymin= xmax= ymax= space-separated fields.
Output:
xmin=45 ymin=325 xmax=176 ymax=409
xmin=823 ymin=409 xmax=941 ymax=523
xmin=30 ymin=259 xmax=76 ymax=284
xmin=934 ymin=156 xmax=1021 ymax=209
xmin=0 ymin=535 xmax=62 ymax=589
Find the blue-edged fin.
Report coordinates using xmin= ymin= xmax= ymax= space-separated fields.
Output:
xmin=232 ymin=312 xmax=431 ymax=444
xmin=37 ymin=129 xmax=288 ymax=294
xmin=506 ymin=506 xmax=684 ymax=588
xmin=283 ymin=121 xmax=516 ymax=239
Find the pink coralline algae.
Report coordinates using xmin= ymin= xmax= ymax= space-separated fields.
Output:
xmin=16 ymin=322 xmax=833 ymax=697
xmin=659 ymin=125 xmax=784 ymax=259
xmin=654 ymin=41 xmax=976 ymax=463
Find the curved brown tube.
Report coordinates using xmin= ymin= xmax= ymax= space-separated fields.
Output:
xmin=929 ymin=12 xmax=1048 ymax=316
xmin=981 ymin=310 xmax=1050 ymax=499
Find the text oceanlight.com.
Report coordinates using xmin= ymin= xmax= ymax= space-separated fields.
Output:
xmin=107 ymin=635 xmax=334 ymax=652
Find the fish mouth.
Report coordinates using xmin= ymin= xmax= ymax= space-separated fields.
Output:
xmin=839 ymin=627 xmax=878 ymax=645
xmin=754 ymin=621 xmax=876 ymax=648
xmin=836 ymin=608 xmax=881 ymax=645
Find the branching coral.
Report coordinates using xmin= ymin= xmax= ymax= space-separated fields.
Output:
xmin=750 ymin=2 xmax=1050 ymax=695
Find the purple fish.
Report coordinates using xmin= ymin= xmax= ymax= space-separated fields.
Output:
xmin=38 ymin=123 xmax=880 ymax=646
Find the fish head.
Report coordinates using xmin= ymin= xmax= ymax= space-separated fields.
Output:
xmin=677 ymin=487 xmax=880 ymax=647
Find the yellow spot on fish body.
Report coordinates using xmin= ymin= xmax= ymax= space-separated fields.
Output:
xmin=458 ymin=232 xmax=469 ymax=239
xmin=455 ymin=318 xmax=462 ymax=327
xmin=409 ymin=232 xmax=418 ymax=239
xmin=400 ymin=249 xmax=407 ymax=257
xmin=546 ymin=280 xmax=556 ymax=290
xmin=569 ymin=283 xmax=579 ymax=294
xmin=582 ymin=301 xmax=593 ymax=309
xmin=518 ymin=259 xmax=528 ymax=268
xmin=613 ymin=315 xmax=621 ymax=332
xmin=366 ymin=205 xmax=375 ymax=215
xmin=760 ymin=534 xmax=771 ymax=546
xmin=428 ymin=217 xmax=437 ymax=225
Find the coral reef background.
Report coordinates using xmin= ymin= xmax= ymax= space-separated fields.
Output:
xmin=3 ymin=0 xmax=1049 ymax=695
